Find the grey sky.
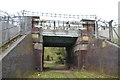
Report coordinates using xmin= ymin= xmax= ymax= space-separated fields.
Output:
xmin=0 ymin=0 xmax=119 ymax=21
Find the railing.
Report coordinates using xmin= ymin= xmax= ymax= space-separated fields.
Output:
xmin=32 ymin=19 xmax=84 ymax=37
xmin=39 ymin=20 xmax=83 ymax=30
xmin=20 ymin=10 xmax=119 ymax=45
xmin=0 ymin=11 xmax=21 ymax=47
xmin=21 ymin=10 xmax=96 ymax=20
xmin=97 ymin=19 xmax=119 ymax=45
xmin=0 ymin=10 xmax=33 ymax=47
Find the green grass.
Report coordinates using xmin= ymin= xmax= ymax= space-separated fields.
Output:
xmin=44 ymin=61 xmax=55 ymax=67
xmin=24 ymin=62 xmax=118 ymax=78
xmin=72 ymin=70 xmax=117 ymax=78
xmin=25 ymin=70 xmax=117 ymax=79
xmin=27 ymin=71 xmax=68 ymax=79
xmin=44 ymin=61 xmax=65 ymax=68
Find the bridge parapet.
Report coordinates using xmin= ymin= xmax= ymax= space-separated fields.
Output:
xmin=32 ymin=26 xmax=81 ymax=37
xmin=41 ymin=28 xmax=80 ymax=37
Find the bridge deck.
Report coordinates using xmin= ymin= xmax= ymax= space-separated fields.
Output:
xmin=42 ymin=30 xmax=79 ymax=37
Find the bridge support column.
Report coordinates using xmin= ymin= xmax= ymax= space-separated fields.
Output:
xmin=66 ymin=46 xmax=73 ymax=69
xmin=77 ymin=50 xmax=87 ymax=70
xmin=32 ymin=33 xmax=43 ymax=71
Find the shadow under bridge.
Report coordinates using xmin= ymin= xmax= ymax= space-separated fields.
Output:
xmin=43 ymin=36 xmax=77 ymax=47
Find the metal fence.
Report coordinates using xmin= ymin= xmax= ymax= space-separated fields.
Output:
xmin=97 ymin=19 xmax=119 ymax=44
xmin=0 ymin=11 xmax=21 ymax=47
xmin=0 ymin=10 xmax=38 ymax=47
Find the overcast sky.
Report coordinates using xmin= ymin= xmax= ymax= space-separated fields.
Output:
xmin=0 ymin=0 xmax=119 ymax=21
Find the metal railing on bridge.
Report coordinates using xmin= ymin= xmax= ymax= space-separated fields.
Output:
xmin=20 ymin=10 xmax=119 ymax=45
xmin=32 ymin=18 xmax=86 ymax=37
xmin=21 ymin=10 xmax=96 ymax=20
xmin=20 ymin=10 xmax=97 ymax=37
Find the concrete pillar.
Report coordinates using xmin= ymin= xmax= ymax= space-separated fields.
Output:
xmin=66 ymin=46 xmax=73 ymax=69
xmin=33 ymin=34 xmax=43 ymax=71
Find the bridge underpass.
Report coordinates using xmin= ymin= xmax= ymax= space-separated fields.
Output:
xmin=33 ymin=31 xmax=79 ymax=71
xmin=31 ymin=18 xmax=97 ymax=72
xmin=0 ymin=10 xmax=119 ymax=78
xmin=42 ymin=36 xmax=77 ymax=70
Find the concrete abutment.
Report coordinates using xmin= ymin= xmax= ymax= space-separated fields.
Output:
xmin=1 ymin=33 xmax=119 ymax=78
xmin=2 ymin=34 xmax=35 ymax=78
xmin=67 ymin=36 xmax=119 ymax=76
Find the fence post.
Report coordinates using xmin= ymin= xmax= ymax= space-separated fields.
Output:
xmin=95 ymin=16 xmax=98 ymax=38
xmin=20 ymin=16 xmax=25 ymax=35
xmin=108 ymin=20 xmax=113 ymax=41
xmin=20 ymin=10 xmax=26 ymax=35
xmin=118 ymin=2 xmax=120 ymax=46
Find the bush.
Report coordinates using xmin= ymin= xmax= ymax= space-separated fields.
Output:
xmin=46 ymin=55 xmax=50 ymax=61
xmin=54 ymin=50 xmax=61 ymax=55
xmin=55 ymin=55 xmax=65 ymax=64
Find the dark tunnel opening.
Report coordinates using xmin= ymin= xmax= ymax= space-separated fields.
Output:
xmin=42 ymin=36 xmax=77 ymax=70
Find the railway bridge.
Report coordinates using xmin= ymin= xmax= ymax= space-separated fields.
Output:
xmin=0 ymin=10 xmax=119 ymax=78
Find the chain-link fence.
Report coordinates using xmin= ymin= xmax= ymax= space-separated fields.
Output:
xmin=0 ymin=11 xmax=32 ymax=47
xmin=0 ymin=11 xmax=19 ymax=47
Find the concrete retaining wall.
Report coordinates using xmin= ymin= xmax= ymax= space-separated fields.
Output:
xmin=68 ymin=36 xmax=119 ymax=76
xmin=85 ymin=37 xmax=119 ymax=76
xmin=2 ymin=34 xmax=35 ymax=78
